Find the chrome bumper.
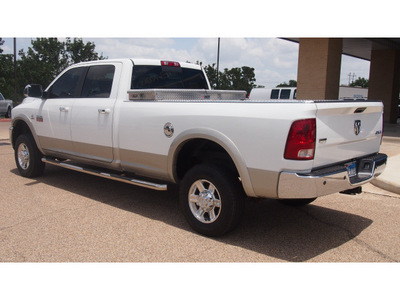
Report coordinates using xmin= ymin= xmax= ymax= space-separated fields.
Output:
xmin=277 ymin=153 xmax=387 ymax=199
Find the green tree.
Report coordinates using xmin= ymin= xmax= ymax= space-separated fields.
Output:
xmin=350 ymin=77 xmax=368 ymax=88
xmin=203 ymin=63 xmax=220 ymax=89
xmin=66 ymin=38 xmax=106 ymax=63
xmin=204 ymin=64 xmax=256 ymax=95
xmin=0 ymin=54 xmax=14 ymax=98
xmin=277 ymin=79 xmax=297 ymax=87
xmin=14 ymin=38 xmax=106 ymax=102
xmin=18 ymin=38 xmax=69 ymax=89
xmin=0 ymin=38 xmax=15 ymax=99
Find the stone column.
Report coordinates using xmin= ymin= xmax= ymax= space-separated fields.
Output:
xmin=297 ymin=38 xmax=343 ymax=100
xmin=368 ymin=49 xmax=400 ymax=124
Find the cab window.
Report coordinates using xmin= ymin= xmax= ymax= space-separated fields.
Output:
xmin=131 ymin=65 xmax=208 ymax=89
xmin=280 ymin=89 xmax=291 ymax=99
xmin=81 ymin=65 xmax=115 ymax=98
xmin=270 ymin=89 xmax=279 ymax=99
xmin=47 ymin=67 xmax=87 ymax=99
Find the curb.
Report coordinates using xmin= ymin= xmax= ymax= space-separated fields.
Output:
xmin=0 ymin=119 xmax=11 ymax=123
xmin=371 ymin=154 xmax=400 ymax=195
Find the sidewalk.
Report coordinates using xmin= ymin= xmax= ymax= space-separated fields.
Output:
xmin=371 ymin=120 xmax=400 ymax=195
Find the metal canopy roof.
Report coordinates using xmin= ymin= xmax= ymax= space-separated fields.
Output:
xmin=285 ymin=38 xmax=400 ymax=61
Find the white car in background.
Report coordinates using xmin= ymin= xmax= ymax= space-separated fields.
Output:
xmin=0 ymin=92 xmax=13 ymax=118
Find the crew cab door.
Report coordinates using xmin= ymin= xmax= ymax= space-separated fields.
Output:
xmin=36 ymin=67 xmax=87 ymax=155
xmin=70 ymin=63 xmax=121 ymax=163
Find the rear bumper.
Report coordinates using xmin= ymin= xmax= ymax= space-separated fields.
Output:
xmin=277 ymin=153 xmax=387 ymax=199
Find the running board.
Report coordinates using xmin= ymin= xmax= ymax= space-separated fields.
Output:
xmin=41 ymin=157 xmax=168 ymax=191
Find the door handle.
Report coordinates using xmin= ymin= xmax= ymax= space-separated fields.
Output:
xmin=59 ymin=106 xmax=69 ymax=112
xmin=98 ymin=108 xmax=111 ymax=114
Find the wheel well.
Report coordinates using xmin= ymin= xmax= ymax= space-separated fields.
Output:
xmin=175 ymin=138 xmax=239 ymax=181
xmin=11 ymin=120 xmax=32 ymax=148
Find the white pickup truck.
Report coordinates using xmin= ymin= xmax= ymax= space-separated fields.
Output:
xmin=10 ymin=58 xmax=387 ymax=236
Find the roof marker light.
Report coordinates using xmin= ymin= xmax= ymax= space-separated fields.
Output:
xmin=161 ymin=61 xmax=181 ymax=67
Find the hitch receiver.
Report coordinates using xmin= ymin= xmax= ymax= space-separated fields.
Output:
xmin=340 ymin=186 xmax=362 ymax=195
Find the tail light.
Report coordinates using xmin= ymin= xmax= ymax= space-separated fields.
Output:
xmin=284 ymin=118 xmax=316 ymax=160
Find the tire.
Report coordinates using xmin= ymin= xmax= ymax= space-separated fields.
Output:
xmin=5 ymin=106 xmax=11 ymax=118
xmin=179 ymin=164 xmax=245 ymax=237
xmin=14 ymin=134 xmax=45 ymax=178
xmin=278 ymin=198 xmax=316 ymax=206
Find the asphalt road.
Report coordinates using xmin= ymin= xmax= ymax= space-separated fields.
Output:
xmin=1 ymin=120 xmax=399 ymax=263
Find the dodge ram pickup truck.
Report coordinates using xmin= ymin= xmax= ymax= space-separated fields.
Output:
xmin=10 ymin=58 xmax=387 ymax=236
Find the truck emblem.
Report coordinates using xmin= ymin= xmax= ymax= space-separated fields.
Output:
xmin=164 ymin=122 xmax=174 ymax=138
xmin=354 ymin=120 xmax=361 ymax=135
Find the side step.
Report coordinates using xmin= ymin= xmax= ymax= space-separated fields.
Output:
xmin=41 ymin=157 xmax=168 ymax=191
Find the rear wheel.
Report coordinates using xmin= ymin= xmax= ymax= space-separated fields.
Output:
xmin=14 ymin=134 xmax=45 ymax=178
xmin=179 ymin=164 xmax=244 ymax=237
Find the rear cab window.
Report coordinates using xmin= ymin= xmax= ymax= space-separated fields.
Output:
xmin=131 ymin=64 xmax=209 ymax=89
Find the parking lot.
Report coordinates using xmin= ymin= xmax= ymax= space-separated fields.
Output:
xmin=0 ymin=120 xmax=399 ymax=263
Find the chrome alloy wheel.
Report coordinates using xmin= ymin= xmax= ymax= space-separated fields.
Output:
xmin=188 ymin=179 xmax=222 ymax=224
xmin=17 ymin=143 xmax=30 ymax=170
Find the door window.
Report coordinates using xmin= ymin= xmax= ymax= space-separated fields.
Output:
xmin=81 ymin=65 xmax=115 ymax=98
xmin=47 ymin=67 xmax=87 ymax=98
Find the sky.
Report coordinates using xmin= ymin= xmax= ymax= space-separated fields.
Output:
xmin=1 ymin=37 xmax=371 ymax=88
xmin=1 ymin=0 xmax=395 ymax=89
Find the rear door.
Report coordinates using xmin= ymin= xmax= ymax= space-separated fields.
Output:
xmin=313 ymin=100 xmax=384 ymax=168
xmin=70 ymin=63 xmax=121 ymax=163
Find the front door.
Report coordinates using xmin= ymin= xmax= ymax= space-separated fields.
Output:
xmin=36 ymin=67 xmax=87 ymax=155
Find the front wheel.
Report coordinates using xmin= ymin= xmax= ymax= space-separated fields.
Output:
xmin=179 ymin=164 xmax=245 ymax=237
xmin=14 ymin=134 xmax=45 ymax=178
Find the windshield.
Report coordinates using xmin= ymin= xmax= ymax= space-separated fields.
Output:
xmin=131 ymin=65 xmax=208 ymax=89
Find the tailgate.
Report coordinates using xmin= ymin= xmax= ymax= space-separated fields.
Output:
xmin=313 ymin=100 xmax=384 ymax=168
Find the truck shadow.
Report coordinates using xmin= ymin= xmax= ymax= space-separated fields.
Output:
xmin=13 ymin=165 xmax=373 ymax=262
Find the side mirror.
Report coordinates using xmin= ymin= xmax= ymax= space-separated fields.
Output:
xmin=23 ymin=84 xmax=43 ymax=98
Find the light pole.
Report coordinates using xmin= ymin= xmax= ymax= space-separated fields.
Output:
xmin=14 ymin=38 xmax=17 ymax=102
xmin=216 ymin=38 xmax=220 ymax=89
